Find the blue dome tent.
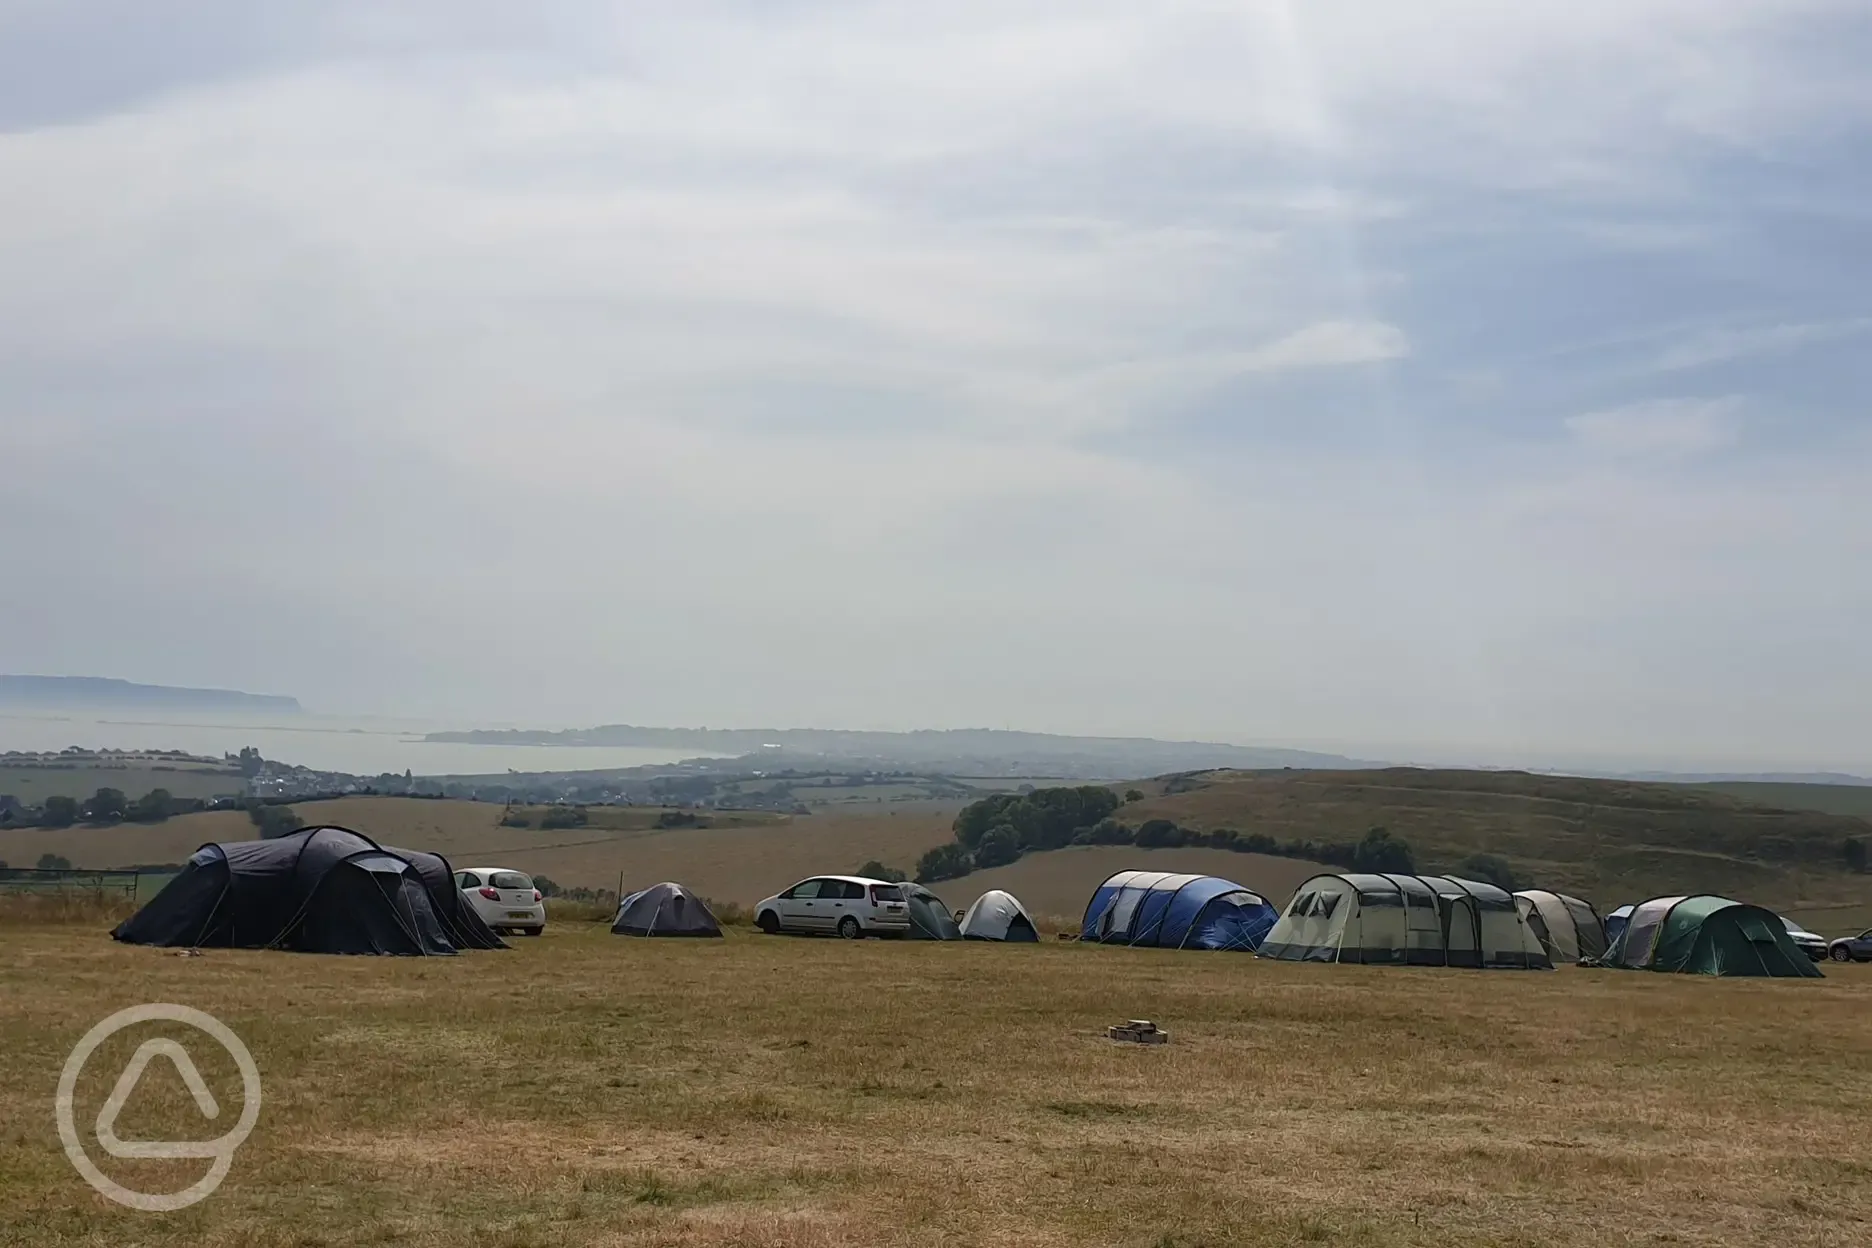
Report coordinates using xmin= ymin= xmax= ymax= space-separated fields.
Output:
xmin=1081 ymin=870 xmax=1278 ymax=951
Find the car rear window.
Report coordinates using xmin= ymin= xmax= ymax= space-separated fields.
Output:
xmin=869 ymin=884 xmax=904 ymax=902
xmin=490 ymin=871 xmax=533 ymax=890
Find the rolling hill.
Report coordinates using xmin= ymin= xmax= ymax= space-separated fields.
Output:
xmin=1113 ymin=768 xmax=1872 ymax=924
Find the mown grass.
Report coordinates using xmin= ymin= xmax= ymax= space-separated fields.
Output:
xmin=3 ymin=920 xmax=1869 ymax=1247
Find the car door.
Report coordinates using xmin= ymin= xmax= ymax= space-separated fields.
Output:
xmin=821 ymin=879 xmax=860 ymax=930
xmin=778 ymin=879 xmax=823 ymax=932
xmin=457 ymin=871 xmax=486 ymax=920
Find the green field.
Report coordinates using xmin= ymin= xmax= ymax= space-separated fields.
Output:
xmin=1699 ymin=781 xmax=1872 ymax=819
xmin=0 ymin=764 xmax=243 ymax=804
xmin=3 ymin=914 xmax=1868 ymax=1247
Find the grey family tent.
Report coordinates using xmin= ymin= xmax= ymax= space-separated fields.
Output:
xmin=1513 ymin=890 xmax=1607 ymax=963
xmin=959 ymin=890 xmax=1038 ymax=941
xmin=610 ymin=882 xmax=722 ymax=937
xmin=1259 ymin=873 xmax=1550 ymax=968
xmin=1081 ymin=870 xmax=1279 ymax=951
xmin=111 ymin=825 xmax=506 ymax=955
xmin=1597 ymin=895 xmax=1822 ymax=977
xmin=903 ymin=884 xmax=961 ymax=940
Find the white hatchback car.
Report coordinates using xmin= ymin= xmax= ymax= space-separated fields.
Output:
xmin=457 ymin=866 xmax=545 ymax=936
xmin=755 ymin=875 xmax=911 ymax=939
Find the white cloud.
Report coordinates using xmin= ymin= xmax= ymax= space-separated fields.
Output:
xmin=1564 ymin=398 xmax=1744 ymax=456
xmin=0 ymin=1 xmax=1868 ymax=767
xmin=1653 ymin=319 xmax=1872 ymax=371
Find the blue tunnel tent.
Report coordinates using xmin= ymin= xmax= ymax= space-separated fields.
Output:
xmin=112 ymin=825 xmax=506 ymax=955
xmin=1081 ymin=870 xmax=1279 ymax=951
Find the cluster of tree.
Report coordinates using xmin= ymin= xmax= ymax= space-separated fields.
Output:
xmin=245 ymin=800 xmax=305 ymax=839
xmin=856 ymin=860 xmax=908 ymax=883
xmin=8 ymin=787 xmax=205 ymax=829
xmin=915 ymin=785 xmax=1417 ymax=883
xmin=1847 ymin=836 xmax=1868 ymax=873
xmin=540 ymin=806 xmax=590 ymax=830
xmin=1455 ymin=853 xmax=1519 ymax=892
xmin=0 ymin=853 xmax=76 ymax=874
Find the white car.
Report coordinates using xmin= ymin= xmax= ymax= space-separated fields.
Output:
xmin=754 ymin=875 xmax=911 ymax=939
xmin=457 ymin=866 xmax=545 ymax=936
xmin=1780 ymin=916 xmax=1827 ymax=962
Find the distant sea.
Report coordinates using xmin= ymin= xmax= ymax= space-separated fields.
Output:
xmin=0 ymin=713 xmax=721 ymax=777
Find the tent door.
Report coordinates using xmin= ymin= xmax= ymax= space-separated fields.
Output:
xmin=1444 ymin=898 xmax=1480 ymax=968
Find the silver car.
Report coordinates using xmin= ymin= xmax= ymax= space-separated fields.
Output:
xmin=1781 ymin=917 xmax=1828 ymax=962
xmin=1827 ymin=929 xmax=1872 ymax=963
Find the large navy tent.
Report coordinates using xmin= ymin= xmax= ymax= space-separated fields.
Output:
xmin=112 ymin=825 xmax=505 ymax=955
xmin=1081 ymin=871 xmax=1278 ymax=951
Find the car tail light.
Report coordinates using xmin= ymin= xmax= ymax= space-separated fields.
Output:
xmin=533 ymin=889 xmax=543 ymax=902
xmin=478 ymin=887 xmax=500 ymax=900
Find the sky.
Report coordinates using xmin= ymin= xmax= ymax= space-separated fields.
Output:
xmin=2 ymin=1 xmax=1869 ymax=771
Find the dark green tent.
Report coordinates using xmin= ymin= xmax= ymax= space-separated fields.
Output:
xmin=1600 ymin=895 xmax=1822 ymax=977
xmin=903 ymin=884 xmax=960 ymax=940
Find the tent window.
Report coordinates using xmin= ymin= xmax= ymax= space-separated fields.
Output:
xmin=1317 ymin=894 xmax=1340 ymax=918
xmin=1359 ymin=891 xmax=1402 ymax=907
xmin=1289 ymin=892 xmax=1316 ymax=917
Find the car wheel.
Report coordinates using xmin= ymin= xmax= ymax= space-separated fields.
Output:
xmin=1832 ymin=945 xmax=1853 ymax=962
xmin=837 ymin=916 xmax=862 ymax=940
xmin=756 ymin=911 xmax=780 ymax=935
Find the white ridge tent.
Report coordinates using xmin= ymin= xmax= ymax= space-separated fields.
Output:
xmin=1513 ymin=890 xmax=1606 ymax=963
xmin=1259 ymin=873 xmax=1550 ymax=968
xmin=959 ymin=890 xmax=1039 ymax=942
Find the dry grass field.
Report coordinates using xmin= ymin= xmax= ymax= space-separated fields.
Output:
xmin=0 ymin=800 xmax=958 ymax=903
xmin=0 ymin=763 xmax=245 ymax=805
xmin=2 ymin=912 xmax=1869 ymax=1248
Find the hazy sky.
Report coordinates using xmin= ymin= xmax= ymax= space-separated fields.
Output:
xmin=3 ymin=2 xmax=1869 ymax=770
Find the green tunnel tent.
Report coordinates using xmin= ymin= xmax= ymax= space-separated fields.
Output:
xmin=903 ymin=884 xmax=961 ymax=940
xmin=1599 ymin=895 xmax=1823 ymax=977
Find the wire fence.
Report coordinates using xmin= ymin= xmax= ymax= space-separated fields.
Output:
xmin=0 ymin=867 xmax=142 ymax=898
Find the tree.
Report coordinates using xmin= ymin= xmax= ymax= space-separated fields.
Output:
xmin=237 ymin=746 xmax=265 ymax=778
xmin=1847 ymin=836 xmax=1868 ymax=873
xmin=1458 ymin=853 xmax=1518 ymax=892
xmin=36 ymin=853 xmax=73 ymax=871
xmin=973 ymin=824 xmax=1022 ymax=869
xmin=1123 ymin=789 xmax=1144 ymax=803
xmin=1135 ymin=818 xmax=1186 ymax=849
xmin=131 ymin=789 xmax=175 ymax=823
xmin=914 ymin=842 xmax=973 ymax=883
xmin=42 ymin=795 xmax=78 ymax=828
xmin=83 ymin=788 xmax=128 ymax=822
xmin=856 ymin=860 xmax=907 ymax=883
xmin=247 ymin=802 xmax=305 ymax=839
xmin=1351 ymin=827 xmax=1415 ymax=874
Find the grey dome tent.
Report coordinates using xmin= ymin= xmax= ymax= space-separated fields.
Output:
xmin=903 ymin=884 xmax=961 ymax=940
xmin=112 ymin=825 xmax=505 ymax=955
xmin=1259 ymin=874 xmax=1550 ymax=968
xmin=611 ymin=882 xmax=722 ymax=937
xmin=959 ymin=890 xmax=1038 ymax=942
xmin=1514 ymin=890 xmax=1607 ymax=963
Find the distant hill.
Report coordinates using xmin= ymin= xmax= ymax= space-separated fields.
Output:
xmin=0 ymin=676 xmax=301 ymax=715
xmin=1696 ymin=781 xmax=1872 ymax=820
xmin=422 ymin=724 xmax=1371 ymax=779
xmin=1117 ymin=768 xmax=1872 ymax=919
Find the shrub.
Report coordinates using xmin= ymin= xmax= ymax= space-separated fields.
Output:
xmin=499 ymin=809 xmax=532 ymax=829
xmin=1135 ymin=819 xmax=1186 ymax=849
xmin=856 ymin=860 xmax=907 ymax=882
xmin=540 ymin=806 xmax=590 ymax=830
xmin=41 ymin=796 xmax=77 ymax=828
xmin=915 ymin=842 xmax=974 ymax=883
xmin=1458 ymin=853 xmax=1519 ymax=892
xmin=1351 ymin=827 xmax=1415 ymax=874
xmin=973 ymin=825 xmax=1022 ymax=868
